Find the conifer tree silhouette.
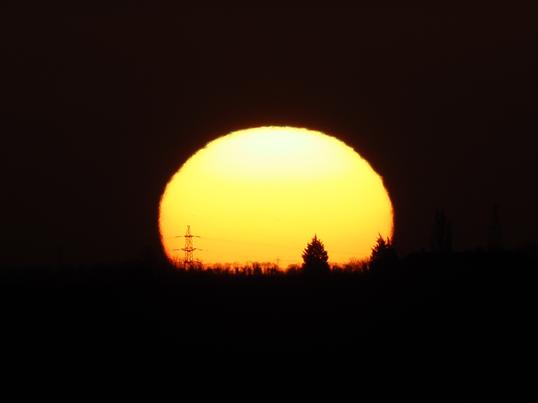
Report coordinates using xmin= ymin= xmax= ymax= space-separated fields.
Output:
xmin=369 ymin=234 xmax=398 ymax=272
xmin=302 ymin=235 xmax=330 ymax=275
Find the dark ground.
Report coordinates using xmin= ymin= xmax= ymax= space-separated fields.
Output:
xmin=1 ymin=251 xmax=536 ymax=394
xmin=1 ymin=251 xmax=536 ymax=351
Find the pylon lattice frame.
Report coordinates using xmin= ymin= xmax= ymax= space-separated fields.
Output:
xmin=181 ymin=225 xmax=198 ymax=268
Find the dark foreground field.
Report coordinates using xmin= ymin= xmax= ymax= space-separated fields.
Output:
xmin=0 ymin=253 xmax=536 ymax=393
xmin=1 ymin=251 xmax=536 ymax=358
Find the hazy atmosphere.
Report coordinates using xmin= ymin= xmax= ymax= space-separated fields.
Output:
xmin=2 ymin=6 xmax=537 ymax=266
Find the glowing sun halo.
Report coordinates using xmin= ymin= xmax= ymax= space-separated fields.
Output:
xmin=159 ymin=126 xmax=394 ymax=268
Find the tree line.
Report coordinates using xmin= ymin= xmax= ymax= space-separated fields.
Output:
xmin=173 ymin=204 xmax=524 ymax=275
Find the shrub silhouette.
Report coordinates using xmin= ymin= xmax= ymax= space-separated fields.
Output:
xmin=302 ymin=235 xmax=330 ymax=275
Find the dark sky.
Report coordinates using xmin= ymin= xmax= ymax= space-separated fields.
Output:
xmin=1 ymin=5 xmax=537 ymax=265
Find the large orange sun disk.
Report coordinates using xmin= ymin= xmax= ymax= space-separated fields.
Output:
xmin=159 ymin=126 xmax=393 ymax=269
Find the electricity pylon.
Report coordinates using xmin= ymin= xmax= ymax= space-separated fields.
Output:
xmin=176 ymin=225 xmax=201 ymax=269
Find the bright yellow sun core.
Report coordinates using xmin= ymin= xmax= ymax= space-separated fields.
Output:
xmin=159 ymin=126 xmax=394 ymax=269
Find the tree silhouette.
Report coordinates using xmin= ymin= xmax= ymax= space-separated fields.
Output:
xmin=431 ymin=209 xmax=452 ymax=253
xmin=487 ymin=204 xmax=503 ymax=252
xmin=302 ymin=235 xmax=330 ymax=275
xmin=369 ymin=234 xmax=398 ymax=272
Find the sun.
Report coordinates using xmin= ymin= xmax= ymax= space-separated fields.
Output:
xmin=159 ymin=126 xmax=393 ymax=268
